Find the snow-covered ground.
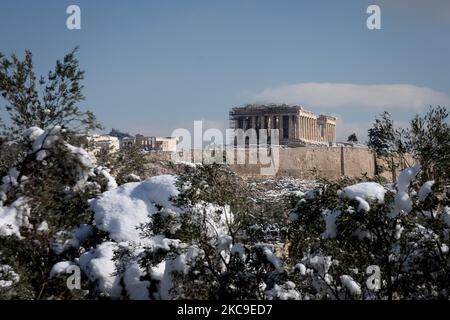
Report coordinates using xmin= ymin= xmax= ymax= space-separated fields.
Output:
xmin=249 ymin=178 xmax=318 ymax=201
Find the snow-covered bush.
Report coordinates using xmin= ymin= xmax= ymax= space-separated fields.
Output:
xmin=95 ymin=145 xmax=148 ymax=185
xmin=46 ymin=163 xmax=293 ymax=300
xmin=0 ymin=49 xmax=107 ymax=299
xmin=288 ymin=164 xmax=450 ymax=299
xmin=96 ymin=164 xmax=291 ymax=300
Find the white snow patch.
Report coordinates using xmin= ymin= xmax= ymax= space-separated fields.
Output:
xmin=0 ymin=197 xmax=31 ymax=238
xmin=1 ymin=168 xmax=19 ymax=187
xmin=159 ymin=246 xmax=203 ymax=299
xmin=340 ymin=275 xmax=362 ymax=296
xmin=125 ymin=173 xmax=141 ymax=182
xmin=50 ymin=261 xmax=75 ymax=278
xmin=66 ymin=143 xmax=94 ymax=169
xmin=397 ymin=163 xmax=421 ymax=193
xmin=89 ymin=175 xmax=179 ymax=243
xmin=342 ymin=182 xmax=386 ymax=203
xmin=304 ymin=254 xmax=333 ymax=275
xmin=260 ymin=246 xmax=284 ymax=273
xmin=96 ymin=166 xmax=118 ymax=190
xmin=294 ymin=263 xmax=307 ymax=276
xmin=231 ymin=243 xmax=246 ymax=261
xmin=265 ymin=281 xmax=301 ymax=300
xmin=217 ymin=235 xmax=233 ymax=253
xmin=79 ymin=241 xmax=122 ymax=299
xmin=355 ymin=196 xmax=370 ymax=212
xmin=123 ymin=261 xmax=150 ymax=300
xmin=23 ymin=127 xmax=45 ymax=142
xmin=25 ymin=126 xmax=61 ymax=161
xmin=418 ymin=180 xmax=434 ymax=202
xmin=443 ymin=207 xmax=450 ymax=227
xmin=0 ymin=265 xmax=20 ymax=289
xmin=321 ymin=209 xmax=341 ymax=239
xmin=37 ymin=221 xmax=49 ymax=233
xmin=394 ymin=191 xmax=413 ymax=214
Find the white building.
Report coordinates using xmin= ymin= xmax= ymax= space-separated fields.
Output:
xmin=154 ymin=137 xmax=177 ymax=152
xmin=120 ymin=136 xmax=136 ymax=148
xmin=89 ymin=135 xmax=120 ymax=153
xmin=119 ymin=135 xmax=177 ymax=152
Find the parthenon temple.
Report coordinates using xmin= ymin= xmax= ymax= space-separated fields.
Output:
xmin=229 ymin=104 xmax=336 ymax=145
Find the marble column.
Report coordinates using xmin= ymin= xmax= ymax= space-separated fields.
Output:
xmin=313 ymin=121 xmax=316 ymax=141
xmin=314 ymin=121 xmax=318 ymax=141
xmin=279 ymin=114 xmax=284 ymax=139
xmin=299 ymin=117 xmax=303 ymax=139
xmin=292 ymin=116 xmax=297 ymax=139
xmin=312 ymin=120 xmax=316 ymax=141
xmin=305 ymin=118 xmax=309 ymax=140
xmin=297 ymin=116 xmax=302 ymax=140
xmin=308 ymin=119 xmax=311 ymax=141
xmin=288 ymin=115 xmax=291 ymax=139
xmin=301 ymin=117 xmax=305 ymax=139
xmin=308 ymin=118 xmax=311 ymax=140
xmin=304 ymin=117 xmax=307 ymax=140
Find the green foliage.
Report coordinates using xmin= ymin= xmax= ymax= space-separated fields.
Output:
xmin=368 ymin=111 xmax=399 ymax=157
xmin=0 ymin=49 xmax=107 ymax=299
xmin=288 ymin=175 xmax=450 ymax=299
xmin=368 ymin=106 xmax=450 ymax=183
xmin=405 ymin=106 xmax=450 ymax=182
xmin=96 ymin=145 xmax=147 ymax=185
xmin=0 ymin=48 xmax=101 ymax=140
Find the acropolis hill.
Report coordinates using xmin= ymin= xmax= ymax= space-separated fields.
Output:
xmin=94 ymin=103 xmax=404 ymax=182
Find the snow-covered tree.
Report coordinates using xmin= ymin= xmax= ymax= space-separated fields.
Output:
xmin=347 ymin=133 xmax=358 ymax=143
xmin=288 ymin=164 xmax=450 ymax=299
xmin=368 ymin=107 xmax=450 ymax=184
xmin=0 ymin=50 xmax=107 ymax=299
xmin=404 ymin=106 xmax=450 ymax=183
xmin=95 ymin=145 xmax=147 ymax=185
xmin=134 ymin=164 xmax=292 ymax=300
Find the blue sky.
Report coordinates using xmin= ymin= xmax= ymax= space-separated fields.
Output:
xmin=1 ymin=0 xmax=449 ymax=141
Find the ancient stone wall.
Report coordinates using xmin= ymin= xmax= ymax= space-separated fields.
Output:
xmin=145 ymin=147 xmax=410 ymax=182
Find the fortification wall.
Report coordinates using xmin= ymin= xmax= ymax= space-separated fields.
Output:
xmin=145 ymin=147 xmax=405 ymax=181
xmin=227 ymin=147 xmax=377 ymax=180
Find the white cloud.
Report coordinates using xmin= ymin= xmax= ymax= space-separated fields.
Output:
xmin=254 ymin=83 xmax=450 ymax=111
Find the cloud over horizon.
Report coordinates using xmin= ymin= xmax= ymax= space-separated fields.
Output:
xmin=253 ymin=83 xmax=450 ymax=111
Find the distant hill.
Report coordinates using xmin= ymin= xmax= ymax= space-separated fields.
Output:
xmin=109 ymin=128 xmax=132 ymax=139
